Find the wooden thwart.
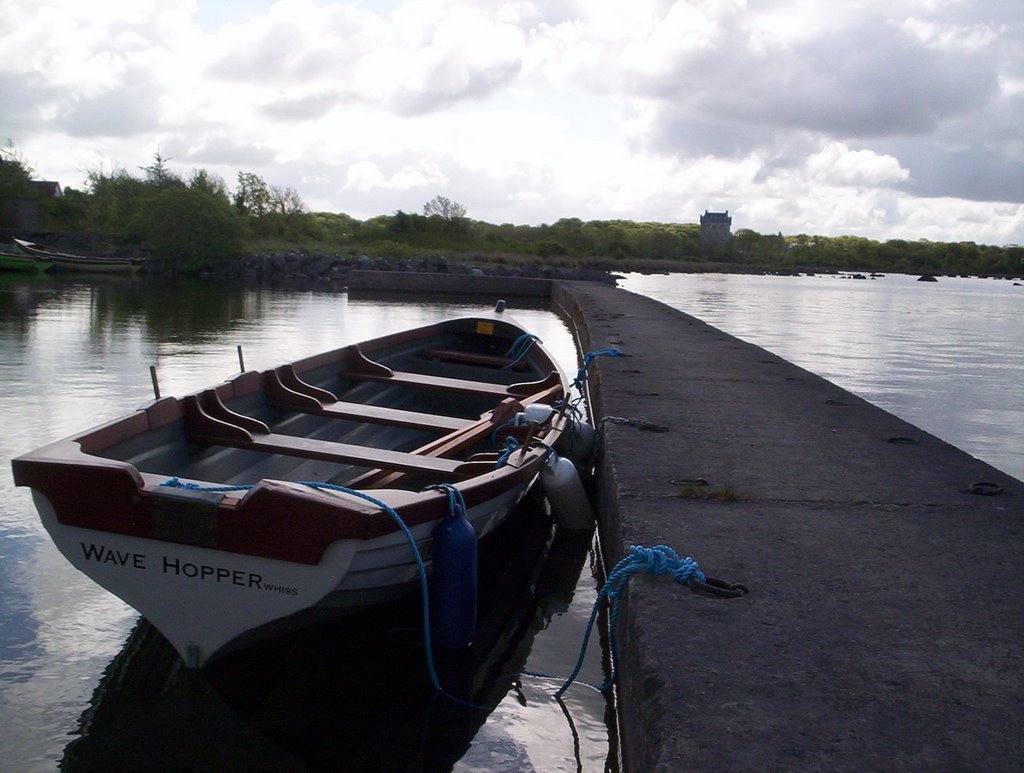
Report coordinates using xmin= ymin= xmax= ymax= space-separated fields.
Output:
xmin=265 ymin=366 xmax=470 ymax=433
xmin=419 ymin=348 xmax=527 ymax=371
xmin=183 ymin=390 xmax=471 ymax=478
xmin=342 ymin=351 xmax=564 ymax=399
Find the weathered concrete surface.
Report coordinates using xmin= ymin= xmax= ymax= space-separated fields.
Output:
xmin=553 ymin=281 xmax=1023 ymax=772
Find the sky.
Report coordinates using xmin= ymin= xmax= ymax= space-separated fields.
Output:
xmin=1 ymin=0 xmax=1022 ymax=245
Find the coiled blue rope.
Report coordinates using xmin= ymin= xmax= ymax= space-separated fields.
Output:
xmin=554 ymin=544 xmax=704 ymax=698
xmin=494 ymin=436 xmax=520 ymax=468
xmin=502 ymin=333 xmax=541 ymax=369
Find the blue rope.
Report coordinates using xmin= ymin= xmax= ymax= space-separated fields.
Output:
xmin=494 ymin=436 xmax=520 ymax=468
xmin=489 ymin=416 xmax=516 ymax=444
xmin=503 ymin=333 xmax=541 ymax=368
xmin=160 ymin=477 xmax=251 ymax=492
xmin=423 ymin=482 xmax=467 ymax=518
xmin=555 ymin=544 xmax=704 ymax=699
xmin=555 ymin=398 xmax=586 ymax=424
xmin=289 ymin=481 xmax=451 ymax=696
xmin=571 ymin=347 xmax=623 ymax=398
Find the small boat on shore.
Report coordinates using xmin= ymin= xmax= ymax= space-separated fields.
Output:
xmin=12 ymin=238 xmax=144 ymax=273
xmin=12 ymin=306 xmax=571 ymax=668
xmin=0 ymin=249 xmax=53 ymax=273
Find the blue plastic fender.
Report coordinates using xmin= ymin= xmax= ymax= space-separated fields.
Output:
xmin=430 ymin=502 xmax=478 ymax=648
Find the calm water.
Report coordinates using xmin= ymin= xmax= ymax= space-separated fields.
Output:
xmin=6 ymin=270 xmax=1020 ymax=769
xmin=0 ymin=275 xmax=613 ymax=771
xmin=621 ymin=272 xmax=1024 ymax=482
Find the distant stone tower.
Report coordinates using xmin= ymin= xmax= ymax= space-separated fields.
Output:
xmin=699 ymin=210 xmax=732 ymax=246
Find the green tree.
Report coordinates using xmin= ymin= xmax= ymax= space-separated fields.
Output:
xmin=189 ymin=168 xmax=230 ymax=200
xmin=140 ymin=151 xmax=180 ymax=189
xmin=0 ymin=140 xmax=35 ymax=198
xmin=423 ymin=195 xmax=467 ymax=228
xmin=84 ymin=166 xmax=155 ymax=242
xmin=0 ymin=141 xmax=38 ymax=226
xmin=234 ymin=171 xmax=272 ymax=217
xmin=144 ymin=173 xmax=244 ymax=270
xmin=41 ymin=186 xmax=90 ymax=231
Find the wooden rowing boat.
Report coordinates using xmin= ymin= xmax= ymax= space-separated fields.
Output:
xmin=12 ymin=305 xmax=571 ymax=667
xmin=12 ymin=238 xmax=144 ymax=273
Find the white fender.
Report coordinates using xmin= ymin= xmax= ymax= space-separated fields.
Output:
xmin=541 ymin=454 xmax=595 ymax=530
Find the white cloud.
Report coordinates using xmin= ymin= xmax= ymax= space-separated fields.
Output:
xmin=0 ymin=0 xmax=1021 ymax=244
xmin=806 ymin=143 xmax=909 ymax=187
xmin=343 ymin=159 xmax=447 ymax=192
xmin=898 ymin=17 xmax=1002 ymax=51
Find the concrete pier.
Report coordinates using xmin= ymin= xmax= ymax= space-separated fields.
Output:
xmin=553 ymin=281 xmax=1023 ymax=771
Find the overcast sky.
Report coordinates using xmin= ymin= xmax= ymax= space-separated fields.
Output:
xmin=2 ymin=0 xmax=1021 ymax=244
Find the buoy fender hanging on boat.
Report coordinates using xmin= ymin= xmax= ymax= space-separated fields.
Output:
xmin=555 ymin=416 xmax=597 ymax=467
xmin=430 ymin=501 xmax=478 ymax=648
xmin=542 ymin=454 xmax=595 ymax=530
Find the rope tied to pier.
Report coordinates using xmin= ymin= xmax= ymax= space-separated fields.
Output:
xmin=571 ymin=347 xmax=623 ymax=395
xmin=555 ymin=544 xmax=746 ymax=698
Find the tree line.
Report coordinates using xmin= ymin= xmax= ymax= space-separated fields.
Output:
xmin=2 ymin=146 xmax=1021 ymax=276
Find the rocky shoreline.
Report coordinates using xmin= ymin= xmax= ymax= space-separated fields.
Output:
xmin=148 ymin=250 xmax=621 ymax=286
xmin=3 ymin=229 xmax=1020 ymax=283
xmin=113 ymin=250 xmax=1024 ymax=284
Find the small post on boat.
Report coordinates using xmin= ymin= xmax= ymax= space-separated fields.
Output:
xmin=149 ymin=366 xmax=161 ymax=400
xmin=519 ymin=421 xmax=539 ymax=462
xmin=237 ymin=345 xmax=245 ymax=372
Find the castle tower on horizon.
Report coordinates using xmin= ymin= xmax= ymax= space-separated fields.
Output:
xmin=700 ymin=209 xmax=732 ymax=246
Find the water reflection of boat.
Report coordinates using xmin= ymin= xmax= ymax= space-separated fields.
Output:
xmin=61 ymin=495 xmax=597 ymax=772
xmin=14 ymin=309 xmax=570 ymax=668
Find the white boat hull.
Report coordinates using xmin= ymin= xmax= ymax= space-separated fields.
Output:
xmin=34 ymin=477 xmax=531 ymax=667
xmin=35 ymin=491 xmax=357 ymax=667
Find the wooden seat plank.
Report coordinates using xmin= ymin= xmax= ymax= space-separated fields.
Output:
xmin=341 ymin=368 xmax=562 ymax=399
xmin=265 ymin=368 xmax=471 ymax=432
xmin=239 ymin=434 xmax=466 ymax=477
xmin=419 ymin=348 xmax=527 ymax=370
xmin=183 ymin=389 xmax=469 ymax=477
xmin=313 ymin=402 xmax=470 ymax=432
